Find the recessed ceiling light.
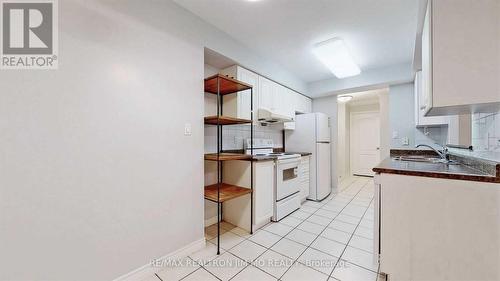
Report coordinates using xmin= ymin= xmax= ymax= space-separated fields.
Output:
xmin=337 ymin=95 xmax=353 ymax=102
xmin=312 ymin=38 xmax=361 ymax=79
xmin=246 ymin=0 xmax=262 ymax=2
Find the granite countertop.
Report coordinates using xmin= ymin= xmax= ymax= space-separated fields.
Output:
xmin=287 ymin=152 xmax=312 ymax=156
xmin=373 ymin=150 xmax=500 ymax=183
xmin=251 ymin=155 xmax=277 ymax=161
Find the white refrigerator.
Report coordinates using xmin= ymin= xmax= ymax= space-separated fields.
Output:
xmin=285 ymin=112 xmax=331 ymax=201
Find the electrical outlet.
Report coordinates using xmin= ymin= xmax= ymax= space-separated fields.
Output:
xmin=184 ymin=123 xmax=192 ymax=136
xmin=401 ymin=137 xmax=409 ymax=146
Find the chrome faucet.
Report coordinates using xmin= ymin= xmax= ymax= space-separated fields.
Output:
xmin=415 ymin=143 xmax=448 ymax=160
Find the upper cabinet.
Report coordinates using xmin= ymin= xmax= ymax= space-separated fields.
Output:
xmin=421 ymin=0 xmax=500 ymax=116
xmin=296 ymin=93 xmax=312 ymax=114
xmin=219 ymin=65 xmax=259 ymax=121
xmin=258 ymin=76 xmax=277 ymax=112
xmin=414 ymin=71 xmax=449 ymax=126
xmin=221 ymin=65 xmax=312 ymax=122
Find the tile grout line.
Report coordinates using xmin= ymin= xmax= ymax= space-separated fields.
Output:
xmin=327 ymin=180 xmax=379 ymax=278
xmin=204 ymin=200 xmax=324 ymax=281
xmin=273 ymin=178 xmax=368 ymax=280
xmin=178 ymin=257 xmax=222 ymax=281
xmin=232 ymin=179 xmax=362 ymax=279
xmin=201 ymin=177 xmax=371 ymax=281
xmin=310 ymin=179 xmax=372 ymax=278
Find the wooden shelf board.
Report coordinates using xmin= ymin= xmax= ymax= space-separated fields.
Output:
xmin=204 ymin=153 xmax=252 ymax=161
xmin=204 ymin=115 xmax=252 ymax=125
xmin=204 ymin=183 xmax=252 ymax=203
xmin=204 ymin=74 xmax=252 ymax=95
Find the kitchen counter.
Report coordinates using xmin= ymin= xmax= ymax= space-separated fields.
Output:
xmin=251 ymin=155 xmax=277 ymax=161
xmin=251 ymin=152 xmax=311 ymax=161
xmin=287 ymin=152 xmax=312 ymax=156
xmin=221 ymin=150 xmax=312 ymax=161
xmin=373 ymin=157 xmax=500 ymax=183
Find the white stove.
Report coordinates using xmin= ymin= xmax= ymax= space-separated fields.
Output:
xmin=245 ymin=139 xmax=301 ymax=221
xmin=244 ymin=139 xmax=301 ymax=160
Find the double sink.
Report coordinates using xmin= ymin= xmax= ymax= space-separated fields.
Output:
xmin=394 ymin=155 xmax=459 ymax=165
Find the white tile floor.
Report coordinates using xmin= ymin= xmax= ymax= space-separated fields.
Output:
xmin=147 ymin=176 xmax=384 ymax=281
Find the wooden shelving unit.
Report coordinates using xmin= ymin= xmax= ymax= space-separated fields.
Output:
xmin=204 ymin=183 xmax=252 ymax=203
xmin=203 ymin=74 xmax=254 ymax=255
xmin=204 ymin=115 xmax=252 ymax=125
xmin=204 ymin=74 xmax=252 ymax=95
xmin=204 ymin=153 xmax=252 ymax=161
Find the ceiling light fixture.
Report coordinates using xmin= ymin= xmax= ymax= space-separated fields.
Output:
xmin=337 ymin=95 xmax=353 ymax=102
xmin=312 ymin=38 xmax=361 ymax=79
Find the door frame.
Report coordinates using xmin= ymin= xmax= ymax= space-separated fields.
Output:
xmin=350 ymin=110 xmax=381 ymax=177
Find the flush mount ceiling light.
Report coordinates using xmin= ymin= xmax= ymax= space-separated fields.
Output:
xmin=337 ymin=95 xmax=353 ymax=102
xmin=312 ymin=38 xmax=361 ymax=79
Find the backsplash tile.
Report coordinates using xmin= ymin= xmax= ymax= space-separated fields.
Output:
xmin=472 ymin=112 xmax=500 ymax=152
xmin=415 ymin=126 xmax=448 ymax=147
xmin=204 ymin=124 xmax=283 ymax=153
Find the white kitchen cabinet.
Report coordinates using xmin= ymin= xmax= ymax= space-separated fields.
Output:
xmin=258 ymin=76 xmax=277 ymax=111
xmin=219 ymin=65 xmax=259 ymax=121
xmin=298 ymin=156 xmax=310 ymax=202
xmin=376 ymin=173 xmax=500 ymax=280
xmin=304 ymin=96 xmax=312 ymax=113
xmin=414 ymin=71 xmax=449 ymax=126
xmin=222 ymin=160 xmax=274 ymax=231
xmin=221 ymin=65 xmax=309 ymax=122
xmin=421 ymin=0 xmax=500 ymax=116
xmin=259 ymin=77 xmax=295 ymax=120
xmin=275 ymin=84 xmax=294 ymax=120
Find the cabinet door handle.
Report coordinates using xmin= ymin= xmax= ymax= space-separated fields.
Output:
xmin=420 ymin=105 xmax=426 ymax=110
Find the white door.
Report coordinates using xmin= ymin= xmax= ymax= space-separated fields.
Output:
xmin=350 ymin=112 xmax=380 ymax=176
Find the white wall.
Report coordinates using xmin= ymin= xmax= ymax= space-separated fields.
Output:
xmin=379 ymin=91 xmax=391 ymax=160
xmin=389 ymin=83 xmax=448 ymax=148
xmin=336 ymin=102 xmax=349 ymax=182
xmin=0 ymin=1 xmax=204 ymax=280
xmin=312 ymin=97 xmax=338 ymax=192
xmin=0 ymin=1 xmax=307 ymax=280
xmin=389 ymin=83 xmax=416 ymax=147
xmin=102 ymin=1 xmax=307 ymax=94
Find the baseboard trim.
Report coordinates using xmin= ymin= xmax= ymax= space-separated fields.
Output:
xmin=113 ymin=238 xmax=206 ymax=281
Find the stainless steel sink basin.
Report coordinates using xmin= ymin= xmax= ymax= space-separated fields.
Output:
xmin=394 ymin=155 xmax=440 ymax=162
xmin=394 ymin=155 xmax=459 ymax=164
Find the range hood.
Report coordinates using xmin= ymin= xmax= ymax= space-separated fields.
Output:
xmin=257 ymin=108 xmax=293 ymax=123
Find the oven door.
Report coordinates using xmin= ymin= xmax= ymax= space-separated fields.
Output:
xmin=276 ymin=157 xmax=300 ymax=201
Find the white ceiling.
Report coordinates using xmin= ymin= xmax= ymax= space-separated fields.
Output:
xmin=174 ymin=0 xmax=419 ymax=83
xmin=346 ymin=87 xmax=388 ymax=106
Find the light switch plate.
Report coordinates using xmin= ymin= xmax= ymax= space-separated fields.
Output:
xmin=392 ymin=131 xmax=399 ymax=139
xmin=184 ymin=123 xmax=192 ymax=136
